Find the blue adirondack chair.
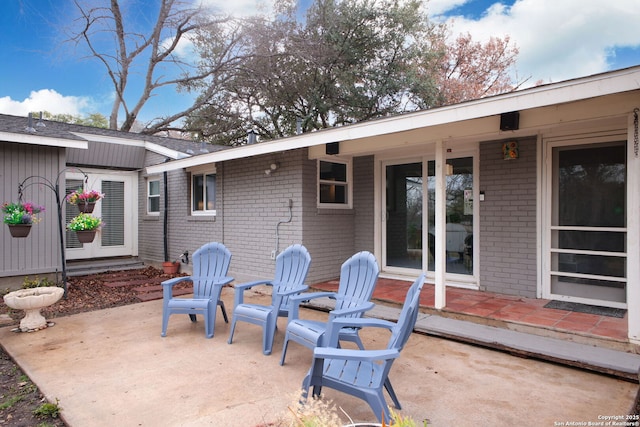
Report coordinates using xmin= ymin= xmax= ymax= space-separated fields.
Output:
xmin=301 ymin=273 xmax=426 ymax=423
xmin=227 ymin=244 xmax=312 ymax=355
xmin=161 ymin=242 xmax=233 ymax=338
xmin=280 ymin=251 xmax=379 ymax=365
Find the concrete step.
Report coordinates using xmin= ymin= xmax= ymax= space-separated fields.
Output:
xmin=66 ymin=258 xmax=145 ymax=277
xmin=306 ymin=300 xmax=640 ymax=382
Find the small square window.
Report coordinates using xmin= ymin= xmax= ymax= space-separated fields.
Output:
xmin=192 ymin=172 xmax=216 ymax=215
xmin=147 ymin=179 xmax=160 ymax=215
xmin=318 ymin=160 xmax=351 ymax=208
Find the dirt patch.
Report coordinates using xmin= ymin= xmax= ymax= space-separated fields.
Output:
xmin=0 ymin=266 xmax=186 ymax=426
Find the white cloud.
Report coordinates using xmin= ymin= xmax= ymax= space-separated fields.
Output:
xmin=200 ymin=0 xmax=273 ymax=17
xmin=430 ymin=0 xmax=640 ymax=85
xmin=0 ymin=89 xmax=93 ymax=117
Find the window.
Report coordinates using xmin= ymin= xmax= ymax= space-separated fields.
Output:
xmin=192 ymin=172 xmax=216 ymax=215
xmin=147 ymin=179 xmax=160 ymax=215
xmin=318 ymin=159 xmax=351 ymax=208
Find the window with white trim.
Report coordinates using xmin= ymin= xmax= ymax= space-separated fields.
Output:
xmin=191 ymin=172 xmax=216 ymax=215
xmin=147 ymin=179 xmax=160 ymax=215
xmin=318 ymin=159 xmax=351 ymax=208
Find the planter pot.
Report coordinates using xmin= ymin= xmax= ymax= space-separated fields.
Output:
xmin=3 ymin=286 xmax=64 ymax=331
xmin=162 ymin=261 xmax=180 ymax=274
xmin=77 ymin=202 xmax=96 ymax=213
xmin=7 ymin=224 xmax=32 ymax=238
xmin=76 ymin=230 xmax=97 ymax=243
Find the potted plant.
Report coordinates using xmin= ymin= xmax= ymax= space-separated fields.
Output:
xmin=67 ymin=213 xmax=103 ymax=243
xmin=2 ymin=201 xmax=45 ymax=238
xmin=66 ymin=188 xmax=104 ymax=213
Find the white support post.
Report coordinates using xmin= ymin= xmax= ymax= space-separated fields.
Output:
xmin=627 ymin=109 xmax=640 ymax=345
xmin=434 ymin=140 xmax=446 ymax=309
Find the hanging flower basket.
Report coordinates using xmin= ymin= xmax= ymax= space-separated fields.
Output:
xmin=77 ymin=202 xmax=96 ymax=214
xmin=66 ymin=189 xmax=104 ymax=212
xmin=8 ymin=224 xmax=32 ymax=238
xmin=75 ymin=230 xmax=97 ymax=243
xmin=3 ymin=201 xmax=44 ymax=238
xmin=67 ymin=213 xmax=102 ymax=244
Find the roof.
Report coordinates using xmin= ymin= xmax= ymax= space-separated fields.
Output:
xmin=146 ymin=65 xmax=640 ymax=174
xmin=0 ymin=114 xmax=230 ymax=160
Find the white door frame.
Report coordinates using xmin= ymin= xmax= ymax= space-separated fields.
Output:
xmin=375 ymin=145 xmax=479 ymax=290
xmin=541 ymin=131 xmax=628 ymax=309
xmin=65 ymin=169 xmax=138 ymax=260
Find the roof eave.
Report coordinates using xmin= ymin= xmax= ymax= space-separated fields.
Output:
xmin=146 ymin=66 xmax=640 ymax=175
xmin=0 ymin=131 xmax=89 ymax=149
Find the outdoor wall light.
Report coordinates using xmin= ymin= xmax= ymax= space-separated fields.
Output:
xmin=265 ymin=162 xmax=279 ymax=176
xmin=502 ymin=141 xmax=519 ymax=160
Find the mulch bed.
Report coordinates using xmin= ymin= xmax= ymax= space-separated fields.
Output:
xmin=1 ymin=266 xmax=189 ymax=325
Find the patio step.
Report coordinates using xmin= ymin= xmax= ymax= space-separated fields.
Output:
xmin=306 ymin=300 xmax=640 ymax=382
xmin=419 ymin=314 xmax=640 ymax=382
xmin=66 ymin=257 xmax=145 ymax=276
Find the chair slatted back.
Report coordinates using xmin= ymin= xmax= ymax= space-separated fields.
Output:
xmin=388 ymin=273 xmax=426 ymax=351
xmin=191 ymin=242 xmax=232 ymax=299
xmin=334 ymin=251 xmax=379 ymax=317
xmin=272 ymin=244 xmax=312 ymax=310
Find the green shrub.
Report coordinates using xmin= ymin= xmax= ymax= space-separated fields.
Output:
xmin=33 ymin=399 xmax=61 ymax=419
xmin=22 ymin=276 xmax=58 ymax=289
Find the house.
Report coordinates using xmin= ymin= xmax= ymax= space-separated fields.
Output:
xmin=0 ymin=114 xmax=221 ymax=288
xmin=146 ymin=66 xmax=640 ymax=345
xmin=2 ymin=66 xmax=639 ymax=345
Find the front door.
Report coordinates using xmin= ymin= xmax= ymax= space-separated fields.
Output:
xmin=65 ymin=171 xmax=137 ymax=260
xmin=544 ymin=137 xmax=627 ymax=307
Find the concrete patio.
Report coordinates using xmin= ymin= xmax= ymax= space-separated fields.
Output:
xmin=0 ymin=287 xmax=637 ymax=426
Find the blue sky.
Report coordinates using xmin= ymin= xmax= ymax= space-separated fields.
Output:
xmin=1 ymin=0 xmax=639 ymax=125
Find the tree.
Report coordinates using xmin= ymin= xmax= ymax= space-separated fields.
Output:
xmin=185 ymin=0 xmax=443 ymax=145
xmin=431 ymin=32 xmax=520 ymax=106
xmin=65 ymin=0 xmax=245 ymax=134
xmin=31 ymin=111 xmax=108 ymax=128
xmin=185 ymin=0 xmax=520 ymax=146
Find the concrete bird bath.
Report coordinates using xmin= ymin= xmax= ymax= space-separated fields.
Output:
xmin=3 ymin=286 xmax=64 ymax=332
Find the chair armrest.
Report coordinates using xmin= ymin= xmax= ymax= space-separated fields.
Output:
xmin=233 ymin=280 xmax=272 ymax=306
xmin=313 ymin=347 xmax=400 ymax=362
xmin=190 ymin=276 xmax=233 ymax=285
xmin=278 ymin=285 xmax=309 ymax=297
xmin=325 ymin=317 xmax=395 ymax=346
xmin=214 ymin=276 xmax=234 ymax=286
xmin=287 ymin=291 xmax=337 ymax=320
xmin=234 ymin=280 xmax=273 ymax=291
xmin=328 ymin=301 xmax=375 ymax=319
xmin=289 ymin=291 xmax=336 ymax=303
xmin=161 ymin=276 xmax=193 ymax=288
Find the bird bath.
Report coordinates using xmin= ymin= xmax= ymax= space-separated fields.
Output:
xmin=3 ymin=286 xmax=64 ymax=332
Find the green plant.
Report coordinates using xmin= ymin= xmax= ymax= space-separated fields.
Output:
xmin=33 ymin=399 xmax=61 ymax=419
xmin=66 ymin=188 xmax=104 ymax=205
xmin=0 ymin=395 xmax=23 ymax=410
xmin=383 ymin=408 xmax=427 ymax=427
xmin=262 ymin=391 xmax=426 ymax=427
xmin=67 ymin=213 xmax=102 ymax=231
xmin=2 ymin=201 xmax=45 ymax=225
xmin=22 ymin=276 xmax=58 ymax=289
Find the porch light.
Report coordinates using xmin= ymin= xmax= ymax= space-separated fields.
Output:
xmin=446 ymin=163 xmax=454 ymax=175
xmin=265 ymin=162 xmax=279 ymax=176
xmin=502 ymin=141 xmax=519 ymax=160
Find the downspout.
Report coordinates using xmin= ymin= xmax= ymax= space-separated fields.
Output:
xmin=163 ymin=158 xmax=170 ymax=262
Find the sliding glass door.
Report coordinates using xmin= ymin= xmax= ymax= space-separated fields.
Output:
xmin=383 ymin=157 xmax=474 ymax=278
